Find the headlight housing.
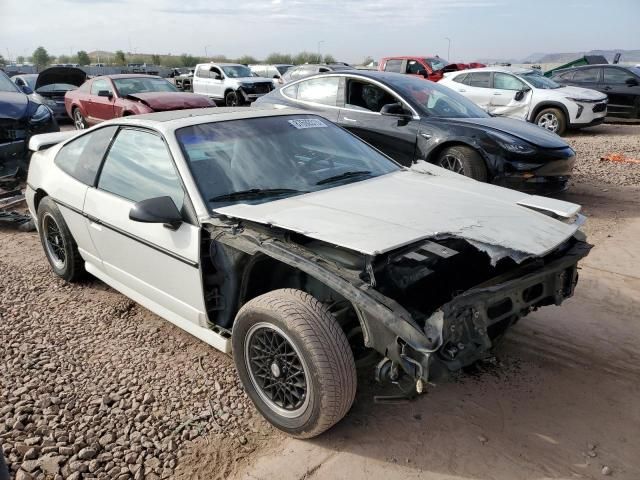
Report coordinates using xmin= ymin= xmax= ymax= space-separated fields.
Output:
xmin=29 ymin=104 xmax=53 ymax=124
xmin=488 ymin=130 xmax=536 ymax=155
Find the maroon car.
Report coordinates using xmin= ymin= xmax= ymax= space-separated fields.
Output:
xmin=378 ymin=56 xmax=486 ymax=82
xmin=64 ymin=74 xmax=215 ymax=129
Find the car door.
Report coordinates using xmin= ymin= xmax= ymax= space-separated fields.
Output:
xmin=338 ymin=77 xmax=418 ymax=166
xmin=458 ymin=72 xmax=493 ymax=110
xmin=569 ymin=67 xmax=602 ymax=93
xmin=88 ymin=78 xmax=115 ymax=124
xmin=489 ymin=72 xmax=531 ymax=120
xmin=83 ymin=127 xmax=206 ymax=324
xmin=46 ymin=126 xmax=119 ymax=268
xmin=192 ymin=66 xmax=211 ymax=96
xmin=404 ymin=58 xmax=429 ymax=79
xmin=600 ymin=67 xmax=640 ymax=118
xmin=209 ymin=67 xmax=225 ymax=99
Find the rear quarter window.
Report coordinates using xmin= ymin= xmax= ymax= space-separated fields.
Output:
xmin=54 ymin=126 xmax=118 ymax=185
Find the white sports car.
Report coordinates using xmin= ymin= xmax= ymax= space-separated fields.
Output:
xmin=26 ymin=107 xmax=590 ymax=437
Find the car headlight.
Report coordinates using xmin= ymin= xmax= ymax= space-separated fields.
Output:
xmin=566 ymin=97 xmax=596 ymax=103
xmin=29 ymin=104 xmax=52 ymax=124
xmin=487 ymin=130 xmax=536 ymax=154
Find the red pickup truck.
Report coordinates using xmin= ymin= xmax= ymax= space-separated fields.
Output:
xmin=378 ymin=56 xmax=485 ymax=82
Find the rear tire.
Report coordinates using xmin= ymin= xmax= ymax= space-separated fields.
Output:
xmin=37 ymin=197 xmax=85 ymax=282
xmin=232 ymin=289 xmax=357 ymax=438
xmin=72 ymin=107 xmax=86 ymax=130
xmin=437 ymin=145 xmax=488 ymax=182
xmin=535 ymin=107 xmax=566 ymax=135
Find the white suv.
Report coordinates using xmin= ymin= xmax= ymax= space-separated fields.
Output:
xmin=192 ymin=63 xmax=274 ymax=106
xmin=440 ymin=67 xmax=607 ymax=135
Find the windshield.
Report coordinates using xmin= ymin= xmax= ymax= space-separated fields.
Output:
xmin=221 ymin=65 xmax=253 ymax=78
xmin=0 ymin=72 xmax=21 ymax=93
xmin=276 ymin=65 xmax=293 ymax=75
xmin=521 ymin=72 xmax=561 ymax=89
xmin=392 ymin=75 xmax=489 ymax=118
xmin=18 ymin=75 xmax=38 ymax=89
xmin=424 ymin=57 xmax=450 ymax=71
xmin=629 ymin=66 xmax=640 ymax=77
xmin=176 ymin=115 xmax=400 ymax=207
xmin=113 ymin=77 xmax=178 ymax=95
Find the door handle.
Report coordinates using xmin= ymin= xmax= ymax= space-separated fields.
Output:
xmin=89 ymin=222 xmax=102 ymax=232
xmin=493 ymin=92 xmax=502 ymax=96
xmin=458 ymin=89 xmax=466 ymax=92
xmin=342 ymin=117 xmax=357 ymax=122
xmin=420 ymin=132 xmax=432 ymax=140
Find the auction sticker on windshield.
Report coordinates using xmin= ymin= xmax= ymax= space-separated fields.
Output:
xmin=288 ymin=118 xmax=328 ymax=129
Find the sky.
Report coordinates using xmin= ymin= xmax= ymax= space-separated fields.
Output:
xmin=1 ymin=0 xmax=639 ymax=63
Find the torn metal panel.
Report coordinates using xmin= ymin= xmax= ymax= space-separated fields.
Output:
xmin=215 ymin=170 xmax=582 ymax=257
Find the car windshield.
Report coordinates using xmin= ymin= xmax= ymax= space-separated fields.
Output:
xmin=176 ymin=115 xmax=400 ymax=207
xmin=424 ymin=57 xmax=450 ymax=71
xmin=629 ymin=66 xmax=640 ymax=77
xmin=19 ymin=75 xmax=38 ymax=89
xmin=221 ymin=65 xmax=253 ymax=78
xmin=0 ymin=72 xmax=20 ymax=93
xmin=392 ymin=75 xmax=489 ymax=118
xmin=521 ymin=72 xmax=561 ymax=89
xmin=276 ymin=65 xmax=293 ymax=75
xmin=113 ymin=77 xmax=178 ymax=95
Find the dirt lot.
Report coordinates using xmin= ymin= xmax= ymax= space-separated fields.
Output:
xmin=2 ymin=123 xmax=640 ymax=480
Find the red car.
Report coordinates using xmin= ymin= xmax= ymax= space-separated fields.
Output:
xmin=65 ymin=74 xmax=215 ymax=129
xmin=378 ymin=56 xmax=485 ymax=82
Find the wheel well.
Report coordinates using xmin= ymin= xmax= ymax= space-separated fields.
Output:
xmin=530 ymin=102 xmax=569 ymax=122
xmin=239 ymin=254 xmax=367 ymax=357
xmin=34 ymin=189 xmax=48 ymax=213
xmin=223 ymin=88 xmax=235 ymax=98
xmin=122 ymin=111 xmax=134 ymax=116
xmin=426 ymin=141 xmax=488 ymax=168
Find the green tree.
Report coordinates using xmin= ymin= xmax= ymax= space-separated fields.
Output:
xmin=0 ymin=54 xmax=5 ymax=66
xmin=322 ymin=54 xmax=336 ymax=64
xmin=236 ymin=55 xmax=258 ymax=65
xmin=32 ymin=46 xmax=51 ymax=69
xmin=179 ymin=54 xmax=200 ymax=67
xmin=151 ymin=54 xmax=161 ymax=65
xmin=77 ymin=51 xmax=90 ymax=66
xmin=265 ymin=52 xmax=293 ymax=64
xmin=293 ymin=51 xmax=322 ymax=65
xmin=16 ymin=55 xmax=25 ymax=64
xmin=57 ymin=54 xmax=70 ymax=64
xmin=361 ymin=56 xmax=374 ymax=66
xmin=114 ymin=50 xmax=126 ymax=66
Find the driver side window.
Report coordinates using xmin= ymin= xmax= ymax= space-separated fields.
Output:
xmin=211 ymin=67 xmax=223 ymax=79
xmin=91 ymin=79 xmax=112 ymax=95
xmin=493 ymin=73 xmax=525 ymax=91
xmin=98 ymin=128 xmax=184 ymax=209
xmin=345 ymin=80 xmax=397 ymax=112
xmin=406 ymin=60 xmax=424 ymax=74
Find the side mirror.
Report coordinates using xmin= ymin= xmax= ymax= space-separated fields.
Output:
xmin=21 ymin=85 xmax=34 ymax=95
xmin=213 ymin=73 xmax=223 ymax=80
xmin=97 ymin=90 xmax=113 ymax=98
xmin=625 ymin=77 xmax=639 ymax=86
xmin=514 ymin=87 xmax=531 ymax=101
xmin=129 ymin=196 xmax=183 ymax=230
xmin=417 ymin=69 xmax=429 ymax=78
xmin=380 ymin=102 xmax=408 ymax=116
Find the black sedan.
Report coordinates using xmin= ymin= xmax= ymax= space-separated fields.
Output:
xmin=0 ymin=70 xmax=59 ymax=169
xmin=551 ymin=65 xmax=640 ymax=119
xmin=254 ymin=70 xmax=575 ymax=194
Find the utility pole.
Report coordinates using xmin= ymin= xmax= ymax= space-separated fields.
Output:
xmin=445 ymin=37 xmax=451 ymax=60
xmin=317 ymin=40 xmax=325 ymax=62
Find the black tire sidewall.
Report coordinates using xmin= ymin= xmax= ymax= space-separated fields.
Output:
xmin=438 ymin=146 xmax=488 ymax=182
xmin=37 ymin=198 xmax=81 ymax=281
xmin=232 ymin=306 xmax=322 ymax=435
xmin=225 ymin=91 xmax=238 ymax=106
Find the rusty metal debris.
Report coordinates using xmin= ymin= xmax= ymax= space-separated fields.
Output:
xmin=0 ymin=168 xmax=34 ymax=230
xmin=600 ymin=153 xmax=640 ymax=164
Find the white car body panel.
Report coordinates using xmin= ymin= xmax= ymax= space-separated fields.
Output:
xmin=215 ymin=169 xmax=581 ymax=258
xmin=192 ymin=63 xmax=273 ymax=100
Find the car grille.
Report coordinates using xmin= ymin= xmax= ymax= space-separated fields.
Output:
xmin=592 ymin=103 xmax=606 ymax=113
xmin=252 ymin=83 xmax=272 ymax=94
xmin=0 ymin=120 xmax=27 ymax=143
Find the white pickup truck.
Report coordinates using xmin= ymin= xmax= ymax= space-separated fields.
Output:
xmin=192 ymin=63 xmax=275 ymax=106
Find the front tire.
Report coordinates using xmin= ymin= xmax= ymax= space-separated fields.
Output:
xmin=225 ymin=90 xmax=242 ymax=107
xmin=232 ymin=289 xmax=357 ymax=438
xmin=37 ymin=197 xmax=85 ymax=282
xmin=437 ymin=145 xmax=488 ymax=181
xmin=535 ymin=107 xmax=566 ymax=135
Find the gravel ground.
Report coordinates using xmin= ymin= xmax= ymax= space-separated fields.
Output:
xmin=565 ymin=123 xmax=640 ymax=187
xmin=0 ymin=233 xmax=271 ymax=480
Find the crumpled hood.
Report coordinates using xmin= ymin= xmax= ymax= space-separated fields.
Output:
xmin=35 ymin=67 xmax=87 ymax=91
xmin=0 ymin=91 xmax=29 ymax=120
xmin=551 ymin=85 xmax=607 ymax=101
xmin=232 ymin=77 xmax=273 ymax=85
xmin=125 ymin=92 xmax=214 ymax=111
xmin=446 ymin=116 xmax=569 ymax=149
xmin=214 ymin=169 xmax=582 ymax=258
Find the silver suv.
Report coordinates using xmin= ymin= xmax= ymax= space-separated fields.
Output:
xmin=192 ymin=63 xmax=274 ymax=106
